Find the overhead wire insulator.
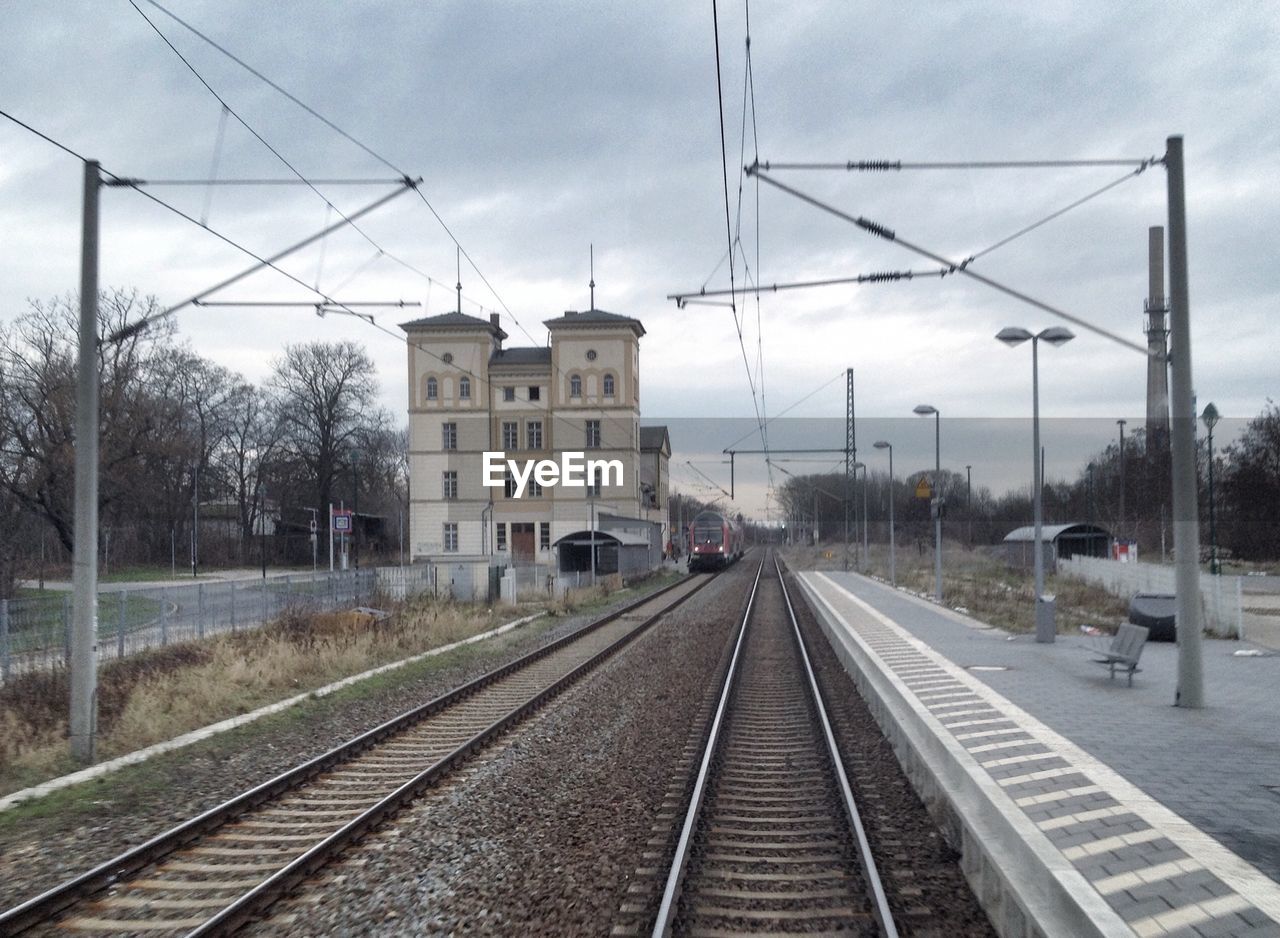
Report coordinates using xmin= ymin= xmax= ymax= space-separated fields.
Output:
xmin=856 ymin=218 xmax=896 ymax=241
xmin=847 ymin=160 xmax=901 ymax=171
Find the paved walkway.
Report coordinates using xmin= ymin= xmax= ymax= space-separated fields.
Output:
xmin=804 ymin=570 xmax=1280 ymax=938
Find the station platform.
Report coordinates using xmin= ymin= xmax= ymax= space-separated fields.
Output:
xmin=798 ymin=570 xmax=1280 ymax=938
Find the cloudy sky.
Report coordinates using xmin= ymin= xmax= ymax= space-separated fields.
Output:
xmin=2 ymin=2 xmax=1276 ymax=516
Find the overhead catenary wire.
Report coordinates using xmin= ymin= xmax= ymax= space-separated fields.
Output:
xmin=747 ymin=166 xmax=1151 ymax=355
xmin=710 ymin=0 xmax=771 ymax=489
xmin=673 ymin=160 xmax=1151 ymax=304
xmin=137 ymin=0 xmax=640 ymax=448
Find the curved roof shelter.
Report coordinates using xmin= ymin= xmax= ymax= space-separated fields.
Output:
xmin=1003 ymin=522 xmax=1111 ymax=569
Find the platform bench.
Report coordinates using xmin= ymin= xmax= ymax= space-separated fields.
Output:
xmin=1093 ymin=623 xmax=1149 ymax=686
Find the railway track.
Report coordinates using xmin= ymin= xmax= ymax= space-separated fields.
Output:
xmin=0 ymin=573 xmax=714 ymax=937
xmin=651 ymin=554 xmax=897 ymax=937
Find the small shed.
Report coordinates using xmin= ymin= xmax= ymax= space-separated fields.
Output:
xmin=1002 ymin=522 xmax=1110 ymax=572
xmin=554 ymin=529 xmax=653 ymax=578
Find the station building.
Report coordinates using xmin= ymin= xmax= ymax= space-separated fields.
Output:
xmin=401 ymin=307 xmax=670 ymax=567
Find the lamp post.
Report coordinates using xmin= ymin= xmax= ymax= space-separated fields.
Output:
xmin=351 ymin=448 xmax=361 ymax=569
xmin=1116 ymin=418 xmax=1127 ymax=540
xmin=874 ymin=441 xmax=894 ymax=586
xmin=913 ymin=404 xmax=943 ymax=602
xmin=1201 ymin=403 xmax=1220 ymax=575
xmin=997 ymin=325 xmax=1075 ymax=643
xmin=260 ymin=486 xmax=268 ymax=580
xmin=965 ymin=464 xmax=972 ymax=548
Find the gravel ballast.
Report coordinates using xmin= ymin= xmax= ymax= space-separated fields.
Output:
xmin=251 ymin=563 xmax=752 ymax=936
xmin=0 ymin=579 xmax=679 ymax=912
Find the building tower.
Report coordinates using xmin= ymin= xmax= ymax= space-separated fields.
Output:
xmin=1145 ymin=226 xmax=1170 ymax=446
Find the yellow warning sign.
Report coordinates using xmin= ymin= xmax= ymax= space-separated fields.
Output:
xmin=915 ymin=477 xmax=932 ymax=499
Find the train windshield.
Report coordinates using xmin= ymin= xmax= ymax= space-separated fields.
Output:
xmin=692 ymin=513 xmax=725 ymax=545
xmin=693 ymin=525 xmax=724 ymax=545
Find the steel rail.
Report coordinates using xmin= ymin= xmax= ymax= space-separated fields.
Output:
xmin=0 ymin=574 xmax=707 ymax=935
xmin=650 ymin=556 xmax=764 ymax=937
xmin=775 ymin=556 xmax=899 ymax=938
xmin=193 ymin=571 xmax=715 ymax=936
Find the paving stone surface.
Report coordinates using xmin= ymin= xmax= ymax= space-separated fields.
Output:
xmin=805 ymin=571 xmax=1280 ymax=938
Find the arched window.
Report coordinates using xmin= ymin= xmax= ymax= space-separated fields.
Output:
xmin=426 ymin=376 xmax=438 ymax=400
xmin=569 ymin=374 xmax=582 ymax=397
xmin=459 ymin=376 xmax=470 ymax=399
xmin=603 ymin=373 xmax=615 ymax=396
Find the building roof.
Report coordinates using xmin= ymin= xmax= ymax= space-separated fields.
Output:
xmin=400 ymin=310 xmax=508 ymax=340
xmin=639 ymin=425 xmax=670 ymax=453
xmin=553 ymin=529 xmax=652 ymax=547
xmin=490 ymin=346 xmax=552 ymax=366
xmin=1003 ymin=522 xmax=1110 ymax=543
xmin=543 ymin=308 xmax=645 ymax=336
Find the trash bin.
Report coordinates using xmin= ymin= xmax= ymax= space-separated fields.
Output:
xmin=1035 ymin=594 xmax=1056 ymax=643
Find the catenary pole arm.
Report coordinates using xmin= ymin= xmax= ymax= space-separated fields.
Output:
xmin=747 ymin=168 xmax=1150 ymax=356
xmin=104 ymin=182 xmax=416 ymax=342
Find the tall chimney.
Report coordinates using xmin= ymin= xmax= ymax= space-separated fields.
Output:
xmin=1145 ymin=226 xmax=1170 ymax=443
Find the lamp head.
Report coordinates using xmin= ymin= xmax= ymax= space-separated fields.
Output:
xmin=913 ymin=404 xmax=938 ymax=416
xmin=1039 ymin=326 xmax=1075 ymax=346
xmin=1201 ymin=402 xmax=1220 ymax=430
xmin=873 ymin=440 xmax=891 ymax=450
xmin=996 ymin=326 xmax=1033 ymax=347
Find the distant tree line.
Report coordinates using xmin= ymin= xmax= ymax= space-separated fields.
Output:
xmin=773 ymin=403 xmax=1280 ymax=564
xmin=0 ymin=289 xmax=407 ymax=597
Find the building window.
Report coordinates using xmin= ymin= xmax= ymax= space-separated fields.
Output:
xmin=603 ymin=373 xmax=615 ymax=396
xmin=496 ymin=523 xmax=506 ymax=551
xmin=426 ymin=377 xmax=438 ymax=400
xmin=569 ymin=374 xmax=582 ymax=397
xmin=504 ymin=471 xmax=517 ymax=499
xmin=585 ymin=419 xmax=601 ymax=449
xmin=528 ymin=386 xmax=540 ymax=401
xmin=529 ymin=480 xmax=543 ymax=498
xmin=442 ymin=471 xmax=458 ymax=500
xmin=503 ymin=386 xmax=516 ymax=402
xmin=527 ymin=420 xmax=543 ymax=449
xmin=502 ymin=421 xmax=519 ymax=450
xmin=587 ymin=479 xmax=601 ymax=498
xmin=586 ymin=349 xmax=597 ymax=361
xmin=443 ymin=523 xmax=458 ymax=553
xmin=540 ymin=523 xmax=550 ymax=550
xmin=459 ymin=376 xmax=470 ymax=399
xmin=442 ymin=422 xmax=457 ymax=450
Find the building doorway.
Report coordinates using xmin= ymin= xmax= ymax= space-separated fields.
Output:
xmin=511 ymin=523 xmax=536 ymax=564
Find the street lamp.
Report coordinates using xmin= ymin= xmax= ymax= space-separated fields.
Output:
xmin=997 ymin=325 xmax=1075 ymax=643
xmin=854 ymin=462 xmax=868 ymax=569
xmin=874 ymin=441 xmax=894 ymax=586
xmin=1201 ymin=403 xmax=1220 ymax=575
xmin=913 ymin=404 xmax=943 ymax=602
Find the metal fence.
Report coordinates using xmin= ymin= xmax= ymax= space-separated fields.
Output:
xmin=1 ymin=569 xmax=378 ymax=681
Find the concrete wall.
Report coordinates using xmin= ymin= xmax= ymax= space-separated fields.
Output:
xmin=1059 ymin=555 xmax=1244 ymax=638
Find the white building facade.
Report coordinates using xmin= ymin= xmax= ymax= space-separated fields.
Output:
xmin=403 ymin=307 xmax=666 ymax=565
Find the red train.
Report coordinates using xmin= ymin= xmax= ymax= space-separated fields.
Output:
xmin=687 ymin=510 xmax=745 ymax=571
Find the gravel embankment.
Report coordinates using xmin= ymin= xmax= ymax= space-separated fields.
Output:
xmin=251 ymin=563 xmax=751 ymax=936
xmin=0 ymin=580 xmax=681 ymax=911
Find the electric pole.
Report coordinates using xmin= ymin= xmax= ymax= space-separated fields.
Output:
xmin=70 ymin=160 xmax=101 ymax=764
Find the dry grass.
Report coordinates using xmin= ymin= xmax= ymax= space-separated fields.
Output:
xmin=782 ymin=541 xmax=1130 ymax=636
xmin=0 ymin=596 xmax=509 ymax=797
